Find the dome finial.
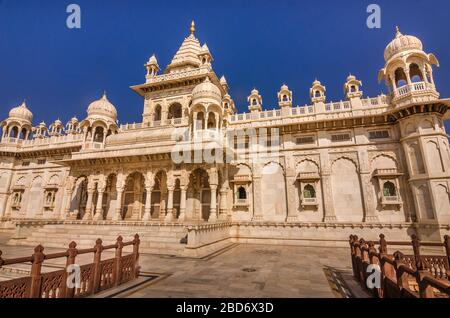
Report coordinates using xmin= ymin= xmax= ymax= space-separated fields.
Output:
xmin=190 ymin=20 xmax=195 ymax=35
xmin=395 ymin=26 xmax=402 ymax=37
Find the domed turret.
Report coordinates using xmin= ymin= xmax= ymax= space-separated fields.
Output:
xmin=278 ymin=84 xmax=292 ymax=108
xmin=9 ymin=101 xmax=33 ymax=123
xmin=344 ymin=74 xmax=363 ymax=99
xmin=310 ymin=80 xmax=326 ymax=104
xmin=1 ymin=101 xmax=33 ymax=141
xmin=248 ymin=88 xmax=262 ymax=112
xmin=191 ymin=77 xmax=222 ymax=106
xmin=384 ymin=27 xmax=423 ymax=62
xmin=145 ymin=54 xmax=160 ymax=80
xmin=220 ymin=75 xmax=229 ymax=93
xmin=379 ymin=27 xmax=440 ymax=107
xmin=87 ymin=93 xmax=118 ymax=122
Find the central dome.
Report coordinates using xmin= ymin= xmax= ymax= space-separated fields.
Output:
xmin=9 ymin=101 xmax=33 ymax=123
xmin=87 ymin=93 xmax=117 ymax=121
xmin=384 ymin=27 xmax=423 ymax=62
xmin=191 ymin=77 xmax=222 ymax=105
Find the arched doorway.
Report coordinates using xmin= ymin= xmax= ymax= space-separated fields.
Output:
xmin=26 ymin=176 xmax=44 ymax=218
xmin=331 ymin=158 xmax=364 ymax=222
xmin=151 ymin=171 xmax=167 ymax=219
xmin=71 ymin=176 xmax=88 ymax=220
xmin=187 ymin=168 xmax=210 ymax=221
xmin=123 ymin=172 xmax=146 ymax=220
xmin=261 ymin=162 xmax=287 ymax=222
xmin=104 ymin=174 xmax=117 ymax=220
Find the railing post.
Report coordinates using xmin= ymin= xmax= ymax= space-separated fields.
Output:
xmin=92 ymin=239 xmax=103 ymax=294
xmin=379 ymin=234 xmax=387 ymax=255
xmin=444 ymin=235 xmax=450 ymax=278
xmin=411 ymin=234 xmax=424 ymax=270
xmin=113 ymin=236 xmax=123 ymax=286
xmin=393 ymin=252 xmax=409 ymax=291
xmin=418 ymin=271 xmax=435 ymax=298
xmin=64 ymin=241 xmax=78 ymax=298
xmin=133 ymin=234 xmax=141 ymax=278
xmin=29 ymin=245 xmax=45 ymax=298
xmin=0 ymin=250 xmax=4 ymax=269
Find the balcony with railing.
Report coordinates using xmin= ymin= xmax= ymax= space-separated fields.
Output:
xmin=392 ymin=81 xmax=439 ymax=106
xmin=228 ymin=95 xmax=390 ymax=125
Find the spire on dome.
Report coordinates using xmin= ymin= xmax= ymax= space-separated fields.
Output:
xmin=395 ymin=26 xmax=402 ymax=37
xmin=190 ymin=20 xmax=195 ymax=35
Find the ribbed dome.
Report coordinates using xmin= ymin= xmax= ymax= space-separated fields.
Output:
xmin=384 ymin=27 xmax=423 ymax=62
xmin=87 ymin=93 xmax=117 ymax=121
xmin=191 ymin=77 xmax=222 ymax=105
xmin=9 ymin=101 xmax=33 ymax=123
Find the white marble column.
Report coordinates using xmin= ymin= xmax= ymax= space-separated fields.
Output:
xmin=208 ymin=184 xmax=218 ymax=222
xmin=83 ymin=189 xmax=95 ymax=220
xmin=285 ymin=176 xmax=298 ymax=222
xmin=113 ymin=188 xmax=124 ymax=221
xmin=219 ymin=188 xmax=228 ymax=220
xmin=142 ymin=186 xmax=153 ymax=221
xmin=62 ymin=189 xmax=73 ymax=220
xmin=252 ymin=175 xmax=263 ymax=221
xmin=165 ymin=187 xmax=175 ymax=222
xmin=93 ymin=189 xmax=105 ymax=221
xmin=178 ymin=186 xmax=187 ymax=222
xmin=321 ymin=172 xmax=337 ymax=222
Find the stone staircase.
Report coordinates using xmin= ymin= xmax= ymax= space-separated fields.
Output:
xmin=7 ymin=223 xmax=189 ymax=256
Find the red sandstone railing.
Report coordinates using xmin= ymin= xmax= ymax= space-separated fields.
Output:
xmin=0 ymin=234 xmax=140 ymax=298
xmin=349 ymin=234 xmax=450 ymax=298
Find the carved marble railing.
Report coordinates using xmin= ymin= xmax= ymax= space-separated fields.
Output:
xmin=0 ymin=235 xmax=140 ymax=298
xmin=0 ymin=134 xmax=84 ymax=150
xmin=393 ymin=82 xmax=435 ymax=98
xmin=229 ymin=95 xmax=389 ymax=124
xmin=145 ymin=67 xmax=211 ymax=84
xmin=349 ymin=233 xmax=450 ymax=298
xmin=119 ymin=117 xmax=188 ymax=132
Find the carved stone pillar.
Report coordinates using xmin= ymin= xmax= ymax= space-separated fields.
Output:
xmin=286 ymin=175 xmax=298 ymax=222
xmin=178 ymin=186 xmax=187 ymax=222
xmin=360 ymin=172 xmax=379 ymax=222
xmin=252 ymin=175 xmax=263 ymax=221
xmin=165 ymin=186 xmax=175 ymax=222
xmin=0 ymin=193 xmax=8 ymax=219
xmin=209 ymin=184 xmax=218 ymax=222
xmin=321 ymin=172 xmax=337 ymax=222
xmin=113 ymin=188 xmax=124 ymax=221
xmin=63 ymin=189 xmax=73 ymax=220
xmin=83 ymin=189 xmax=95 ymax=220
xmin=219 ymin=188 xmax=228 ymax=221
xmin=93 ymin=188 xmax=105 ymax=221
xmin=142 ymin=186 xmax=153 ymax=221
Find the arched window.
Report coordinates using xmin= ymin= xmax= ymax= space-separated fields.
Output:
xmin=409 ymin=63 xmax=424 ymax=83
xmin=282 ymin=95 xmax=288 ymax=102
xmin=168 ymin=103 xmax=182 ymax=119
xmin=350 ymin=85 xmax=357 ymax=92
xmin=303 ymin=184 xmax=316 ymax=199
xmin=314 ymin=90 xmax=321 ymax=98
xmin=224 ymin=103 xmax=229 ymax=109
xmin=383 ymin=181 xmax=397 ymax=197
xmin=252 ymin=99 xmax=257 ymax=106
xmin=394 ymin=67 xmax=407 ymax=87
xmin=153 ymin=105 xmax=162 ymax=121
xmin=196 ymin=112 xmax=204 ymax=130
xmin=93 ymin=126 xmax=104 ymax=143
xmin=9 ymin=126 xmax=19 ymax=138
xmin=207 ymin=113 xmax=217 ymax=129
xmin=237 ymin=186 xmax=247 ymax=200
xmin=19 ymin=128 xmax=27 ymax=140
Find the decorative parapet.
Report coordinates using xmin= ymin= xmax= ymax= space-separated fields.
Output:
xmin=228 ymin=95 xmax=390 ymax=125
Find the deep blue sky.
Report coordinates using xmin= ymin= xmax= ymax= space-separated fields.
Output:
xmin=0 ymin=0 xmax=449 ymax=131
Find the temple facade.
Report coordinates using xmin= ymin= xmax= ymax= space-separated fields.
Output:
xmin=0 ymin=23 xmax=449 ymax=249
